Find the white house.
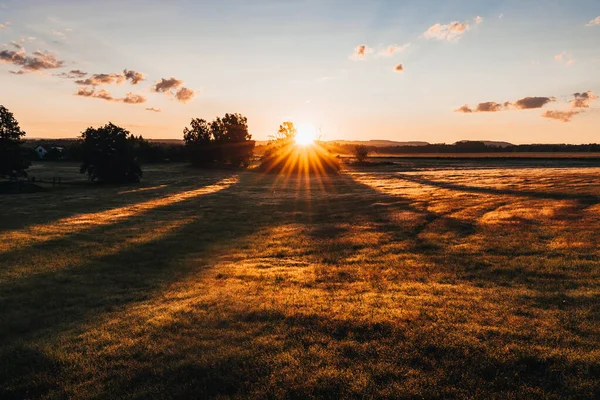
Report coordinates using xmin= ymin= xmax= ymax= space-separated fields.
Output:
xmin=35 ymin=145 xmax=48 ymax=159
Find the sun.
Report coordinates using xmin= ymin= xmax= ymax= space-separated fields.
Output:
xmin=295 ymin=123 xmax=318 ymax=146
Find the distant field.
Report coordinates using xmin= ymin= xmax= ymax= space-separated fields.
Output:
xmin=369 ymin=152 xmax=600 ymax=159
xmin=1 ymin=161 xmax=599 ymax=398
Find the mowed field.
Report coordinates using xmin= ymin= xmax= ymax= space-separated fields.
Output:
xmin=1 ymin=161 xmax=600 ymax=399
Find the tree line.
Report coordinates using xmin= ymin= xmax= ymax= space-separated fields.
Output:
xmin=0 ymin=105 xmax=255 ymax=183
xmin=330 ymin=141 xmax=600 ymax=155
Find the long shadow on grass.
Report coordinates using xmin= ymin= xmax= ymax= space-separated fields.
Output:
xmin=2 ymin=170 xmax=599 ymax=399
xmin=0 ymin=173 xmax=281 ymax=347
xmin=397 ymin=173 xmax=600 ymax=205
xmin=0 ymin=168 xmax=232 ymax=233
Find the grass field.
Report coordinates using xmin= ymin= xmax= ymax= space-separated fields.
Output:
xmin=1 ymin=160 xmax=600 ymax=399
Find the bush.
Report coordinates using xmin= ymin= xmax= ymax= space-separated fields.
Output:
xmin=80 ymin=123 xmax=142 ymax=183
xmin=353 ymin=145 xmax=369 ymax=162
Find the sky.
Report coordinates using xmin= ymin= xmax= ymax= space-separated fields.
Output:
xmin=1 ymin=0 xmax=599 ymax=144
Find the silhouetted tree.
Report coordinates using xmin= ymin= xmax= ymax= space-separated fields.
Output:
xmin=80 ymin=123 xmax=142 ymax=183
xmin=353 ymin=145 xmax=369 ymax=162
xmin=0 ymin=105 xmax=30 ymax=178
xmin=183 ymin=113 xmax=254 ymax=168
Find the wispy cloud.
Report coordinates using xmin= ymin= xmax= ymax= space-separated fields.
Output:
xmin=541 ymin=110 xmax=580 ymax=122
xmin=380 ymin=43 xmax=410 ymax=56
xmin=585 ymin=16 xmax=600 ymax=26
xmin=0 ymin=48 xmax=64 ymax=73
xmin=75 ymin=87 xmax=147 ymax=104
xmin=456 ymin=91 xmax=597 ymax=122
xmin=456 ymin=96 xmax=555 ymax=113
xmin=75 ymin=73 xmax=125 ymax=86
xmin=55 ymin=69 xmax=87 ymax=79
xmin=424 ymin=20 xmax=472 ymax=41
xmin=474 ymin=16 xmax=483 ymax=24
xmin=145 ymin=107 xmax=161 ymax=113
xmin=555 ymin=51 xmax=575 ymax=65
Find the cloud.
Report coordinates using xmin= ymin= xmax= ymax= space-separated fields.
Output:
xmin=474 ymin=16 xmax=483 ymax=24
xmin=76 ymin=87 xmax=95 ymax=97
xmin=153 ymin=77 xmax=183 ymax=92
xmin=555 ymin=51 xmax=575 ymax=65
xmin=0 ymin=22 xmax=8 ymax=30
xmin=55 ymin=69 xmax=87 ymax=79
xmin=0 ymin=48 xmax=64 ymax=72
xmin=10 ymin=40 xmax=22 ymax=49
xmin=454 ymin=105 xmax=473 ymax=113
xmin=350 ymin=44 xmax=373 ymax=60
xmin=75 ymin=73 xmax=125 ymax=86
xmin=393 ymin=64 xmax=404 ymax=72
xmin=476 ymin=102 xmax=503 ymax=112
xmin=380 ymin=43 xmax=410 ymax=56
xmin=586 ymin=16 xmax=600 ymax=26
xmin=122 ymin=92 xmax=146 ymax=104
xmin=174 ymin=87 xmax=195 ymax=103
xmin=123 ymin=69 xmax=144 ymax=84
xmin=424 ymin=20 xmax=471 ymax=41
xmin=76 ymin=87 xmax=146 ymax=104
xmin=571 ymin=91 xmax=597 ymax=108
xmin=145 ymin=107 xmax=161 ymax=113
xmin=94 ymin=89 xmax=114 ymax=101
xmin=512 ymin=96 xmax=555 ymax=110
xmin=541 ymin=110 xmax=580 ymax=122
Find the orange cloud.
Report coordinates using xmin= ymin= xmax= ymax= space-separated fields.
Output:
xmin=75 ymin=87 xmax=146 ymax=104
xmin=0 ymin=48 xmax=64 ymax=72
xmin=541 ymin=110 xmax=580 ymax=122
xmin=350 ymin=44 xmax=373 ymax=60
xmin=122 ymin=92 xmax=146 ymax=104
xmin=145 ymin=107 xmax=161 ymax=112
xmin=393 ymin=64 xmax=404 ymax=72
xmin=571 ymin=91 xmax=597 ymax=109
xmin=512 ymin=96 xmax=555 ymax=110
xmin=454 ymin=105 xmax=473 ymax=113
xmin=476 ymin=102 xmax=503 ymax=112
xmin=76 ymin=73 xmax=125 ymax=86
xmin=174 ymin=87 xmax=195 ymax=103
xmin=153 ymin=77 xmax=183 ymax=92
xmin=123 ymin=69 xmax=144 ymax=84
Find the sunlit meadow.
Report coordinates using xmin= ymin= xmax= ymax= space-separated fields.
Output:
xmin=1 ymin=160 xmax=599 ymax=399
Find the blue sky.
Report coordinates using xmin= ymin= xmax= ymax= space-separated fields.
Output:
xmin=1 ymin=0 xmax=599 ymax=143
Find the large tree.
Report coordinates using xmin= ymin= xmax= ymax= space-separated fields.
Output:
xmin=183 ymin=113 xmax=254 ymax=168
xmin=0 ymin=105 xmax=30 ymax=178
xmin=80 ymin=122 xmax=142 ymax=183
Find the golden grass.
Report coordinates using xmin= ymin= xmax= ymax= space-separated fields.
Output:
xmin=1 ymin=162 xmax=599 ymax=398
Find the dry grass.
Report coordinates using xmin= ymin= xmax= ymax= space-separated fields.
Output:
xmin=1 ymin=162 xmax=599 ymax=399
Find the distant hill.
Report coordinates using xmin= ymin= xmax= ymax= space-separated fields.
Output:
xmin=328 ymin=140 xmax=430 ymax=147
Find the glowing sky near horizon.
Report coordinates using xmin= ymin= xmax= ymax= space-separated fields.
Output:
xmin=1 ymin=0 xmax=599 ymax=143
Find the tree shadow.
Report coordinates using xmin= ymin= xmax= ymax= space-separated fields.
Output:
xmin=0 ymin=165 xmax=234 ymax=232
xmin=396 ymin=173 xmax=600 ymax=205
xmin=1 ymin=168 xmax=599 ymax=399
